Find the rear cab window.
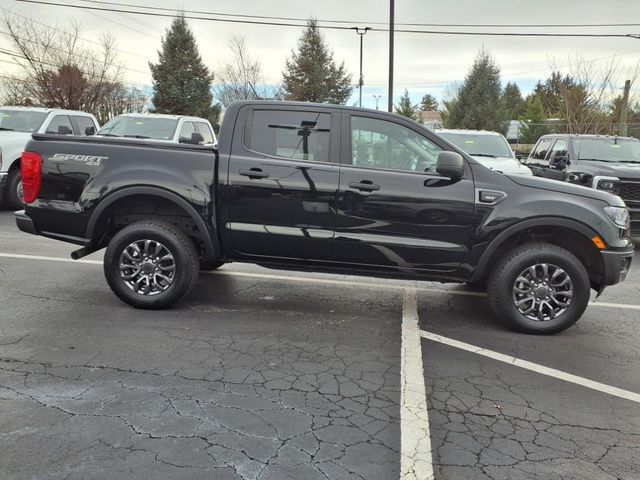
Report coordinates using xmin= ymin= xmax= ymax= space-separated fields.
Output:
xmin=245 ymin=109 xmax=332 ymax=163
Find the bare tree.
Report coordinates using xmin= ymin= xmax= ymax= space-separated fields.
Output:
xmin=1 ymin=12 xmax=124 ymax=116
xmin=213 ymin=36 xmax=279 ymax=107
xmin=549 ymin=56 xmax=639 ymax=134
xmin=96 ymin=84 xmax=148 ymax=125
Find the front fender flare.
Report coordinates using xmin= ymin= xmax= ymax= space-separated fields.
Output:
xmin=471 ymin=217 xmax=598 ymax=282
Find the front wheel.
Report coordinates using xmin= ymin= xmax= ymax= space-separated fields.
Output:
xmin=103 ymin=220 xmax=200 ymax=309
xmin=487 ymin=243 xmax=590 ymax=334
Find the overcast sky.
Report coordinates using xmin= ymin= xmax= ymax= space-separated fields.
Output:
xmin=1 ymin=0 xmax=640 ymax=109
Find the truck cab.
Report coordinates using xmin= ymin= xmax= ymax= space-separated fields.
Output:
xmin=0 ymin=106 xmax=99 ymax=209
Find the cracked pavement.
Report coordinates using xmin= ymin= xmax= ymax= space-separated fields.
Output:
xmin=1 ymin=211 xmax=640 ymax=479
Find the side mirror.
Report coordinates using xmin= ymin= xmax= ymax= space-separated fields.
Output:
xmin=85 ymin=126 xmax=96 ymax=136
xmin=551 ymin=154 xmax=570 ymax=170
xmin=436 ymin=151 xmax=464 ymax=179
xmin=190 ymin=132 xmax=204 ymax=145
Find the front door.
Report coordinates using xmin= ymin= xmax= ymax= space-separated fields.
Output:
xmin=225 ymin=106 xmax=340 ymax=261
xmin=333 ymin=113 xmax=475 ymax=273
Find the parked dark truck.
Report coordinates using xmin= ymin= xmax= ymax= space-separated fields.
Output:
xmin=525 ymin=134 xmax=640 ymax=237
xmin=15 ymin=101 xmax=634 ymax=334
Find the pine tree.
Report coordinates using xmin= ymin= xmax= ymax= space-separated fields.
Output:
xmin=149 ymin=14 xmax=216 ymax=120
xmin=518 ymin=96 xmax=550 ymax=144
xmin=394 ymin=89 xmax=419 ymax=120
xmin=502 ymin=82 xmax=526 ymax=119
xmin=442 ymin=48 xmax=507 ymax=133
xmin=282 ymin=19 xmax=353 ymax=104
xmin=419 ymin=93 xmax=438 ymax=111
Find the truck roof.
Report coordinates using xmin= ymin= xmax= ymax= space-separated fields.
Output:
xmin=540 ymin=133 xmax=639 ymax=142
xmin=435 ymin=128 xmax=504 ymax=136
xmin=0 ymin=106 xmax=94 ymax=116
xmin=115 ymin=113 xmax=211 ymax=123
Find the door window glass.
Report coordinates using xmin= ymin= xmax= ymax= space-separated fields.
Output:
xmin=528 ymin=138 xmax=553 ymax=164
xmin=350 ymin=116 xmax=442 ymax=173
xmin=195 ymin=122 xmax=214 ymax=144
xmin=548 ymin=138 xmax=568 ymax=165
xmin=46 ymin=115 xmax=73 ymax=135
xmin=179 ymin=122 xmax=196 ymax=142
xmin=73 ymin=116 xmax=96 ymax=136
xmin=247 ymin=110 xmax=331 ymax=162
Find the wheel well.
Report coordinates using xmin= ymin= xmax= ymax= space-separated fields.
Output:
xmin=92 ymin=194 xmax=209 ymax=258
xmin=478 ymin=226 xmax=604 ymax=287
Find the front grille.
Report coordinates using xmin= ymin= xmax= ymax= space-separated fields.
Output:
xmin=620 ymin=181 xmax=640 ymax=202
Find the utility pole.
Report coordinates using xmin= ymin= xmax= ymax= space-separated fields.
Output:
xmin=354 ymin=27 xmax=370 ymax=108
xmin=387 ymin=0 xmax=394 ymax=112
xmin=619 ymin=79 xmax=631 ymax=136
xmin=373 ymin=94 xmax=382 ymax=110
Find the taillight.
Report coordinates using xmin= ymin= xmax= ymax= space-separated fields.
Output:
xmin=21 ymin=151 xmax=42 ymax=204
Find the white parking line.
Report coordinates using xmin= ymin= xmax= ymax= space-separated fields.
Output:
xmin=1 ymin=252 xmax=639 ymax=311
xmin=420 ymin=330 xmax=640 ymax=405
xmin=401 ymin=287 xmax=434 ymax=480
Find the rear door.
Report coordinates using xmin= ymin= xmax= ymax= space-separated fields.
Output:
xmin=334 ymin=112 xmax=475 ymax=273
xmin=225 ymin=106 xmax=340 ymax=261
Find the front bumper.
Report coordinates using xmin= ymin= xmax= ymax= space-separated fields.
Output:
xmin=600 ymin=247 xmax=634 ymax=286
xmin=15 ymin=210 xmax=38 ymax=235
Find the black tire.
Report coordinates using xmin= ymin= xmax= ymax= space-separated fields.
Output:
xmin=103 ymin=220 xmax=200 ymax=309
xmin=487 ymin=242 xmax=590 ymax=334
xmin=200 ymin=260 xmax=224 ymax=271
xmin=5 ymin=168 xmax=23 ymax=210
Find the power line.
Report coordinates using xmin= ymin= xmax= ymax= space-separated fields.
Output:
xmin=12 ymin=0 xmax=640 ymax=38
xmin=74 ymin=0 xmax=640 ymax=29
xmin=0 ymin=6 xmax=152 ymax=61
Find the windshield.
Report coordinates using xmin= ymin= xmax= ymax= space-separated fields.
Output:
xmin=98 ymin=116 xmax=178 ymax=140
xmin=573 ymin=138 xmax=640 ymax=162
xmin=0 ymin=109 xmax=48 ymax=133
xmin=438 ymin=132 xmax=513 ymax=158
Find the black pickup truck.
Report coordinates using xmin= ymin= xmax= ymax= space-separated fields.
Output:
xmin=15 ymin=101 xmax=634 ymax=334
xmin=525 ymin=133 xmax=640 ymax=237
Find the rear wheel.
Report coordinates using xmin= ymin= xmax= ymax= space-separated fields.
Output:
xmin=487 ymin=242 xmax=590 ymax=334
xmin=5 ymin=168 xmax=23 ymax=210
xmin=103 ymin=220 xmax=199 ymax=309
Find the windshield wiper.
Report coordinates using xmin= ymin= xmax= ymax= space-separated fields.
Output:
xmin=123 ymin=134 xmax=150 ymax=139
xmin=469 ymin=153 xmax=497 ymax=158
xmin=0 ymin=127 xmax=15 ymax=131
xmin=97 ymin=133 xmax=120 ymax=137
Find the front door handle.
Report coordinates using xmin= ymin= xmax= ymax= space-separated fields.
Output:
xmin=348 ymin=180 xmax=380 ymax=192
xmin=239 ymin=168 xmax=269 ymax=179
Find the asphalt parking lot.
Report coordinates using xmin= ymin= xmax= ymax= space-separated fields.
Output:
xmin=1 ymin=209 xmax=639 ymax=480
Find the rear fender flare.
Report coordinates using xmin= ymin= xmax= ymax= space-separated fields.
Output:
xmin=86 ymin=186 xmax=219 ymax=259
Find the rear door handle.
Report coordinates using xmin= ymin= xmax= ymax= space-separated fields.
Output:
xmin=239 ymin=168 xmax=269 ymax=179
xmin=348 ymin=181 xmax=380 ymax=192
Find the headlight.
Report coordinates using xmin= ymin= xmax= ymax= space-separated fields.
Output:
xmin=594 ymin=176 xmax=620 ymax=194
xmin=604 ymin=206 xmax=630 ymax=229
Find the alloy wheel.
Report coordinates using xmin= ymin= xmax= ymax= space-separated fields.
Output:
xmin=119 ymin=239 xmax=176 ymax=296
xmin=512 ymin=263 xmax=573 ymax=321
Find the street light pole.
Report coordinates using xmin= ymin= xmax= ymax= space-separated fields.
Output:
xmin=373 ymin=94 xmax=382 ymax=110
xmin=354 ymin=27 xmax=370 ymax=108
